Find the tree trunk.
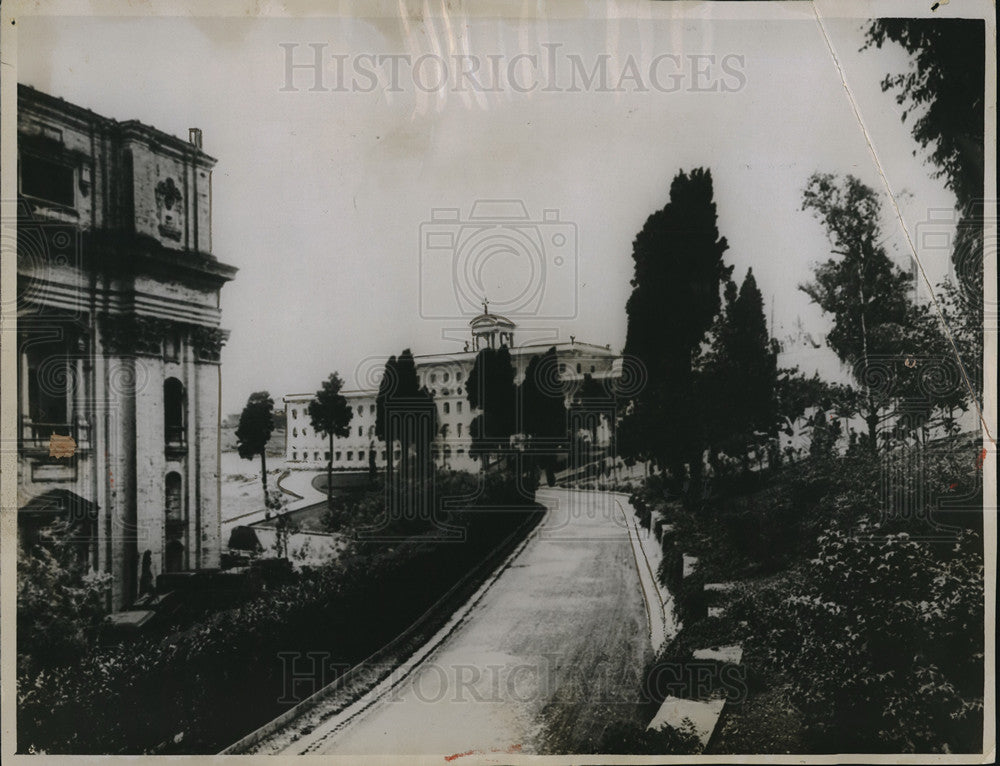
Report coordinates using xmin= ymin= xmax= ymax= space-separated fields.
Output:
xmin=327 ymin=433 xmax=334 ymax=510
xmin=260 ymin=451 xmax=268 ymax=508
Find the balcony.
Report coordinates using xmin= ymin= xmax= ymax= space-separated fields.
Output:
xmin=20 ymin=418 xmax=90 ymax=456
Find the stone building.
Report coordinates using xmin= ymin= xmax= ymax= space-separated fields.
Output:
xmin=15 ymin=84 xmax=237 ymax=610
xmin=284 ymin=308 xmax=619 ymax=473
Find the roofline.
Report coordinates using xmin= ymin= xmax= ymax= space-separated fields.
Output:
xmin=18 ymin=83 xmax=217 ymax=165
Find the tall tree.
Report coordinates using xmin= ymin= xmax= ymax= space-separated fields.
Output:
xmin=308 ymin=373 xmax=353 ymax=509
xmin=376 ymin=351 xmax=436 ymax=489
xmin=466 ymin=345 xmax=516 ymax=470
xmin=394 ymin=350 xmax=437 ymax=481
xmin=375 ymin=355 xmax=399 ymax=490
xmin=622 ymin=167 xmax=732 ymax=493
xmin=864 ymin=19 xmax=985 ymax=407
xmin=519 ymin=348 xmax=568 ymax=483
xmin=701 ymin=270 xmax=779 ymax=471
xmin=800 ymin=173 xmax=918 ymax=451
xmin=236 ymin=391 xmax=276 ymax=509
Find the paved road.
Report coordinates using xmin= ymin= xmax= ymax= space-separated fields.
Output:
xmin=286 ymin=488 xmax=654 ymax=756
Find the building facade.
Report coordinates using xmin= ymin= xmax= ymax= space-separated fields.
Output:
xmin=284 ymin=309 xmax=619 ymax=473
xmin=15 ymin=85 xmax=237 ymax=609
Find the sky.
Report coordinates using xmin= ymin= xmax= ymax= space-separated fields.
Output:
xmin=14 ymin=3 xmax=965 ymax=415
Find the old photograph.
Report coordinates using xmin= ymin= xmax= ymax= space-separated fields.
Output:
xmin=1 ymin=0 xmax=995 ymax=761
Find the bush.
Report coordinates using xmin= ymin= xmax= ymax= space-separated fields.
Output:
xmin=17 ymin=530 xmax=111 ymax=679
xmin=746 ymin=521 xmax=983 ymax=752
xmin=18 ymin=470 xmax=540 ymax=754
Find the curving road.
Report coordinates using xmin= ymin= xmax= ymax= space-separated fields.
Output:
xmin=276 ymin=488 xmax=655 ymax=756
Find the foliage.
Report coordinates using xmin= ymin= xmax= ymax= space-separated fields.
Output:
xmin=308 ymin=373 xmax=353 ymax=444
xmin=700 ymin=269 xmax=779 ymax=470
xmin=800 ymin=173 xmax=952 ymax=449
xmin=622 ymin=167 xmax=732 ymax=491
xmin=466 ymin=345 xmax=516 ymax=467
xmin=17 ymin=530 xmax=111 ymax=679
xmin=18 ymin=472 xmax=539 ymax=755
xmin=638 ymin=430 xmax=985 ymax=753
xmin=236 ymin=391 xmax=276 ymax=506
xmin=750 ymin=521 xmax=983 ymax=752
xmin=309 ymin=372 xmax=354 ymax=508
xmin=863 ymin=19 xmax=984 ymax=408
xmin=863 ymin=19 xmax=985 ymax=211
xmin=595 ymin=718 xmax=702 ymax=755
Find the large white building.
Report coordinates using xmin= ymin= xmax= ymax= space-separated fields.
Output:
xmin=284 ymin=309 xmax=619 ymax=473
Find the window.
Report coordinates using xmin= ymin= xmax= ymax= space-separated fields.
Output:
xmin=360 ymin=451 xmax=367 ymax=461
xmin=457 ymin=448 xmax=465 ymax=456
xmin=358 ymin=426 xmax=363 ymax=437
xmin=335 ymin=451 xmax=342 ymax=461
xmin=443 ymin=402 xmax=450 ymax=414
xmin=457 ymin=401 xmax=462 ymax=414
xmin=370 ymin=404 xmax=375 ymax=414
xmin=164 ymin=378 xmax=186 ymax=448
xmin=576 ymin=363 xmax=582 ymax=373
xmin=20 ymin=153 xmax=75 ymax=207
xmin=325 ymin=451 xmax=331 ymax=461
xmin=347 ymin=451 xmax=353 ymax=461
xmin=293 ymin=427 xmax=298 ymax=437
xmin=456 ymin=372 xmax=463 ymax=382
xmin=590 ymin=365 xmax=595 ymax=373
xmin=381 ymin=450 xmax=386 ymax=460
xmin=291 ymin=409 xmax=297 ymax=419
xmin=303 ymin=428 xmax=308 ymax=436
xmin=358 ymin=405 xmax=364 ymax=416
xmin=165 ymin=472 xmax=183 ymax=523
xmin=164 ymin=330 xmax=181 ymax=362
xmin=292 ymin=451 xmax=298 ymax=460
xmin=314 ymin=452 xmax=320 ymax=461
xmin=457 ymin=423 xmax=463 ymax=437
xmin=430 ymin=373 xmax=437 ymax=383
xmin=23 ymin=336 xmax=73 ymax=436
xmin=443 ymin=372 xmax=450 ymax=382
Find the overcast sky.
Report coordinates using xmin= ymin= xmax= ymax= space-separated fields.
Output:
xmin=16 ymin=4 xmax=963 ymax=414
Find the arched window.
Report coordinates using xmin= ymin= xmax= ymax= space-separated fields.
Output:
xmin=164 ymin=378 xmax=186 ymax=448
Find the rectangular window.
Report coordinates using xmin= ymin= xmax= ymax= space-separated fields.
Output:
xmin=20 ymin=153 xmax=75 ymax=207
xmin=325 ymin=451 xmax=331 ymax=461
xmin=347 ymin=451 xmax=353 ymax=461
xmin=335 ymin=451 xmax=341 ymax=461
xmin=292 ymin=451 xmax=298 ymax=460
xmin=457 ymin=401 xmax=462 ymax=413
